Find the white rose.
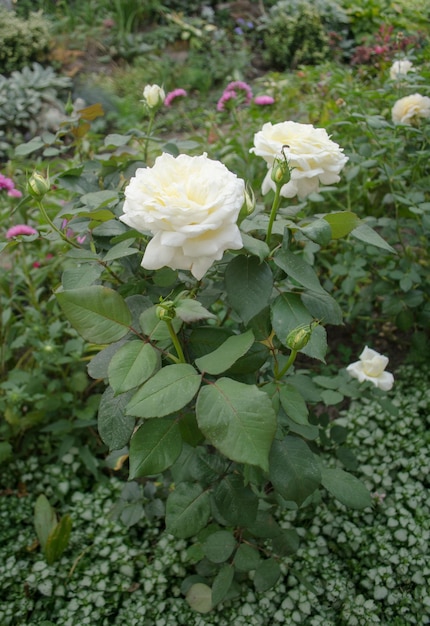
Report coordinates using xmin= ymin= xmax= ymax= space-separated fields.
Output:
xmin=391 ymin=93 xmax=430 ymax=125
xmin=120 ymin=153 xmax=245 ymax=280
xmin=142 ymin=84 xmax=165 ymax=108
xmin=346 ymin=346 xmax=394 ymax=391
xmin=389 ymin=59 xmax=413 ymax=80
xmin=250 ymin=121 xmax=348 ymax=199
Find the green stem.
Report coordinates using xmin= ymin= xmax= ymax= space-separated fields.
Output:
xmin=275 ymin=349 xmax=298 ymax=380
xmin=166 ymin=319 xmax=186 ymax=363
xmin=37 ymin=200 xmax=80 ymax=248
xmin=265 ymin=184 xmax=282 ymax=246
xmin=143 ymin=112 xmax=155 ymax=163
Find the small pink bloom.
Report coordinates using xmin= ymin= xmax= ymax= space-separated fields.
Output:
xmin=7 ymin=188 xmax=23 ymax=198
xmin=216 ymin=90 xmax=237 ymax=112
xmin=225 ymin=80 xmax=253 ymax=103
xmin=254 ymin=95 xmax=275 ymax=106
xmin=164 ymin=88 xmax=187 ymax=107
xmin=32 ymin=261 xmax=41 ymax=268
xmin=6 ymin=224 xmax=38 ymax=238
xmin=0 ymin=174 xmax=15 ymax=191
xmin=76 ymin=235 xmax=87 ymax=244
xmin=102 ymin=18 xmax=115 ymax=28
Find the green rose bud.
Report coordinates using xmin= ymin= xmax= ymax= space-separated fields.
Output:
xmin=286 ymin=323 xmax=315 ymax=351
xmin=271 ymin=149 xmax=291 ymax=187
xmin=28 ymin=172 xmax=50 ymax=199
xmin=156 ymin=300 xmax=176 ymax=321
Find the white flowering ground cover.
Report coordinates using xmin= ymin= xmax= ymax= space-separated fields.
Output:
xmin=0 ymin=365 xmax=428 ymax=626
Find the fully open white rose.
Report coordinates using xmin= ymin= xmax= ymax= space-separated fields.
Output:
xmin=142 ymin=84 xmax=165 ymax=108
xmin=389 ymin=59 xmax=413 ymax=80
xmin=392 ymin=93 xmax=430 ymax=125
xmin=346 ymin=346 xmax=394 ymax=391
xmin=120 ymin=153 xmax=245 ymax=280
xmin=250 ymin=121 xmax=348 ymax=199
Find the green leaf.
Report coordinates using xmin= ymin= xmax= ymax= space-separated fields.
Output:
xmin=129 ymin=418 xmax=182 ymax=478
xmin=299 ymin=218 xmax=332 ymax=246
xmin=213 ymin=474 xmax=258 ymax=526
xmin=254 ymin=558 xmax=281 ymax=593
xmin=103 ymin=240 xmax=138 ymax=261
xmin=234 ymin=544 xmax=261 ymax=571
xmin=241 ymin=233 xmax=270 ymax=261
xmin=321 ymin=467 xmax=372 ymax=509
xmin=185 ymin=583 xmax=212 ymax=613
xmin=34 ymin=495 xmax=57 ymax=551
xmin=271 ymin=529 xmax=300 ymax=556
xmin=323 ymin=211 xmax=361 ymax=238
xmin=166 ymin=483 xmax=211 ymax=538
xmin=0 ymin=441 xmax=12 ymax=463
xmin=212 ymin=564 xmax=235 ymax=607
xmin=195 ymin=330 xmax=255 ymax=375
xmin=126 ymin=364 xmax=201 ymax=418
xmin=301 ymin=290 xmax=343 ymax=325
xmin=203 ymin=530 xmax=236 ymax=564
xmin=196 ymin=378 xmax=277 ymax=472
xmin=225 ymin=256 xmax=273 ymax=324
xmin=108 ymin=341 xmax=160 ymax=394
xmin=45 ymin=515 xmax=72 ymax=565
xmin=56 ymin=286 xmax=131 ymax=344
xmin=351 ymin=223 xmax=396 ymax=253
xmin=274 ymin=248 xmax=326 ymax=294
xmin=271 ymin=293 xmax=327 ymax=361
xmin=279 ymin=384 xmax=309 ymax=425
xmin=175 ymin=299 xmax=216 ymax=323
xmin=97 ymin=386 xmax=135 ymax=450
xmin=61 ymin=265 xmax=103 ymax=289
xmin=269 ymin=436 xmax=321 ymax=506
xmin=80 ymin=190 xmax=119 ymax=209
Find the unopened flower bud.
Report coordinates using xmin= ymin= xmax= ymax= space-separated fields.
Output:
xmin=238 ymin=182 xmax=256 ymax=223
xmin=142 ymin=84 xmax=165 ymax=109
xmin=271 ymin=154 xmax=291 ymax=187
xmin=156 ymin=300 xmax=176 ymax=321
xmin=27 ymin=172 xmax=50 ymax=199
xmin=286 ymin=324 xmax=313 ymax=351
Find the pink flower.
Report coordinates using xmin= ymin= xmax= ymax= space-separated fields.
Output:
xmin=225 ymin=81 xmax=253 ymax=104
xmin=217 ymin=90 xmax=237 ymax=112
xmin=0 ymin=173 xmax=22 ymax=197
xmin=254 ymin=95 xmax=275 ymax=106
xmin=6 ymin=224 xmax=38 ymax=238
xmin=7 ymin=188 xmax=23 ymax=198
xmin=164 ymin=88 xmax=187 ymax=107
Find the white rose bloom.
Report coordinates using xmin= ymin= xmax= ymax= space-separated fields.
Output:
xmin=346 ymin=346 xmax=394 ymax=391
xmin=142 ymin=84 xmax=165 ymax=108
xmin=250 ymin=121 xmax=348 ymax=199
xmin=389 ymin=59 xmax=413 ymax=80
xmin=120 ymin=153 xmax=245 ymax=280
xmin=391 ymin=93 xmax=430 ymax=125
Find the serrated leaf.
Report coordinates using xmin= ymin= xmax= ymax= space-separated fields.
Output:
xmin=203 ymin=531 xmax=236 ymax=564
xmin=195 ymin=330 xmax=255 ymax=375
xmin=196 ymin=378 xmax=277 ymax=472
xmin=274 ymin=248 xmax=326 ymax=294
xmin=34 ymin=495 xmax=57 ymax=551
xmin=166 ymin=483 xmax=211 ymax=538
xmin=279 ymin=384 xmax=309 ymax=425
xmin=212 ymin=564 xmax=235 ymax=606
xmin=254 ymin=558 xmax=281 ymax=593
xmin=108 ymin=341 xmax=160 ymax=394
xmin=98 ymin=386 xmax=135 ymax=450
xmin=126 ymin=364 xmax=201 ymax=418
xmin=175 ymin=298 xmax=216 ymax=323
xmin=241 ymin=233 xmax=270 ymax=261
xmin=269 ymin=436 xmax=321 ymax=506
xmin=321 ymin=467 xmax=372 ymax=509
xmin=56 ymin=286 xmax=131 ymax=344
xmin=129 ymin=418 xmax=182 ymax=478
xmin=225 ymin=256 xmax=273 ymax=324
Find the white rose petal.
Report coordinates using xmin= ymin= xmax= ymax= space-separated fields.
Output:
xmin=389 ymin=59 xmax=413 ymax=80
xmin=250 ymin=121 xmax=348 ymax=199
xmin=142 ymin=84 xmax=165 ymax=108
xmin=391 ymin=93 xmax=430 ymax=125
xmin=120 ymin=153 xmax=245 ymax=280
xmin=346 ymin=346 xmax=394 ymax=391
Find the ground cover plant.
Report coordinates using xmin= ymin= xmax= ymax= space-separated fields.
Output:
xmin=1 ymin=0 xmax=430 ymax=622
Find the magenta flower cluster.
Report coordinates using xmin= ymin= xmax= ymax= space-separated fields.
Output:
xmin=164 ymin=88 xmax=187 ymax=107
xmin=6 ymin=224 xmax=38 ymax=238
xmin=0 ymin=174 xmax=23 ymax=198
xmin=217 ymin=81 xmax=275 ymax=112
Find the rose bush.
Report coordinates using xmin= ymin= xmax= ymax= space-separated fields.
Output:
xmin=250 ymin=121 xmax=348 ymax=199
xmin=119 ymin=152 xmax=245 ymax=280
xmin=347 ymin=347 xmax=394 ymax=391
xmin=391 ymin=93 xmax=430 ymax=125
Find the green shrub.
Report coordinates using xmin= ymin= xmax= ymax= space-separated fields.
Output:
xmin=0 ymin=8 xmax=51 ymax=74
xmin=0 ymin=62 xmax=71 ymax=159
xmin=261 ymin=0 xmax=349 ymax=70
